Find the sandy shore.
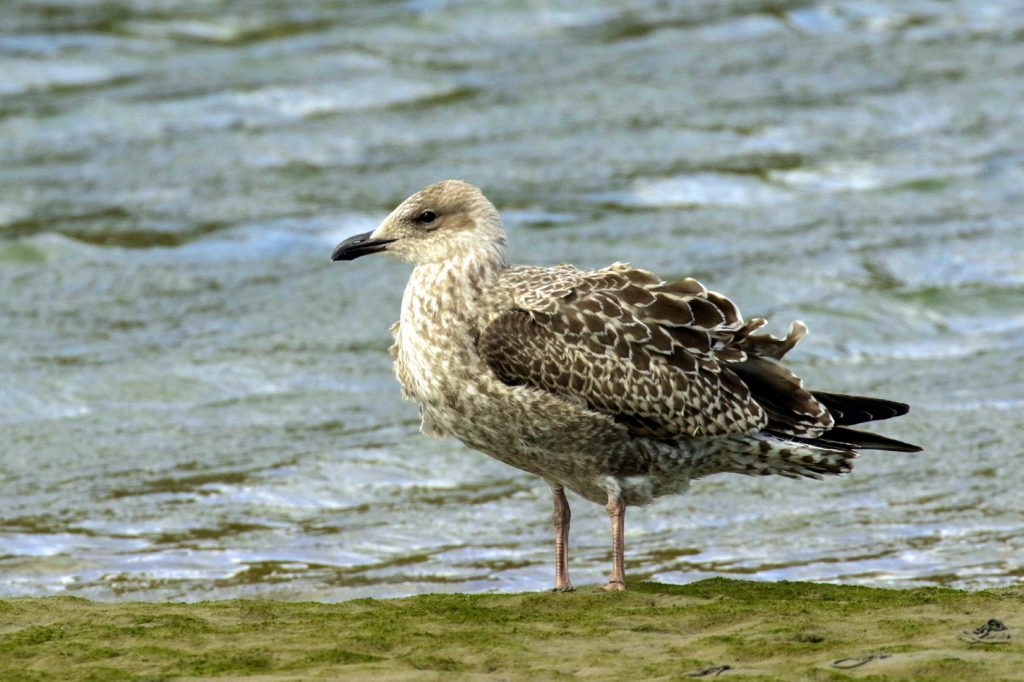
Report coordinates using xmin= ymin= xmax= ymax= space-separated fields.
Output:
xmin=1 ymin=578 xmax=1021 ymax=680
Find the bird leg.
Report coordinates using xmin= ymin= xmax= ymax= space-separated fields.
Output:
xmin=603 ymin=494 xmax=626 ymax=591
xmin=551 ymin=486 xmax=574 ymax=592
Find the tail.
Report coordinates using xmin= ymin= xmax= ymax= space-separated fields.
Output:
xmin=812 ymin=391 xmax=909 ymax=426
xmin=732 ymin=321 xmax=921 ymax=454
xmin=797 ymin=391 xmax=922 ymax=453
xmin=728 ymin=358 xmax=922 ymax=453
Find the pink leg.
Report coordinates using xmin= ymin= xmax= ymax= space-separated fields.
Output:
xmin=603 ymin=495 xmax=626 ymax=591
xmin=551 ymin=486 xmax=574 ymax=592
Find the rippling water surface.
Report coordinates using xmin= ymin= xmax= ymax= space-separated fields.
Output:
xmin=2 ymin=0 xmax=1023 ymax=601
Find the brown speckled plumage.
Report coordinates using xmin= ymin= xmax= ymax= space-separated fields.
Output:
xmin=331 ymin=179 xmax=921 ymax=591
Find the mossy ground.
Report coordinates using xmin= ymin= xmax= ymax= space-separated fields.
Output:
xmin=1 ymin=578 xmax=1021 ymax=680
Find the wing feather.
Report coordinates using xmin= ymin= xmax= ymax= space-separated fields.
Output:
xmin=479 ymin=264 xmax=796 ymax=439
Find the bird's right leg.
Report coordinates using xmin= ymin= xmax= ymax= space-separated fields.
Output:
xmin=549 ymin=484 xmax=574 ymax=592
xmin=603 ymin=493 xmax=626 ymax=591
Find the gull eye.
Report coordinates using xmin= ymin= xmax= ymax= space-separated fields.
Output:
xmin=416 ymin=210 xmax=438 ymax=225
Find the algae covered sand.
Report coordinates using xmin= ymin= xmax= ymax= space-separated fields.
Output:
xmin=2 ymin=579 xmax=1022 ymax=680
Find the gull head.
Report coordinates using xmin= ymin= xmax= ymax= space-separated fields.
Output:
xmin=332 ymin=180 xmax=506 ymax=265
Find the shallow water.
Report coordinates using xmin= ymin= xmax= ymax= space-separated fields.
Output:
xmin=1 ymin=0 xmax=1023 ymax=601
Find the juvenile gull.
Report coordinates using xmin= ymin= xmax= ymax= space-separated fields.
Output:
xmin=331 ymin=180 xmax=921 ymax=592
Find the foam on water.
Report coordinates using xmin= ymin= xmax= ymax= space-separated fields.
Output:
xmin=611 ymin=173 xmax=794 ymax=208
xmin=0 ymin=57 xmax=133 ymax=95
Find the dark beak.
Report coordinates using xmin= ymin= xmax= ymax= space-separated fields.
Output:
xmin=330 ymin=231 xmax=396 ymax=261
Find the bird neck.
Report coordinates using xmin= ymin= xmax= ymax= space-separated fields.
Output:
xmin=403 ymin=246 xmax=507 ymax=331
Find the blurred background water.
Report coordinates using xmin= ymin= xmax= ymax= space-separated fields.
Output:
xmin=1 ymin=0 xmax=1023 ymax=601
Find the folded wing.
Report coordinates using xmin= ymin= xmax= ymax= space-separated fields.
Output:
xmin=479 ymin=264 xmax=834 ymax=440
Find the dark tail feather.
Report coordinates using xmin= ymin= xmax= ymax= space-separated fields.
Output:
xmin=796 ymin=425 xmax=922 ymax=453
xmin=811 ymin=391 xmax=910 ymax=426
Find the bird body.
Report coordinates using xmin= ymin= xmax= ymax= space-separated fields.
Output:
xmin=332 ymin=179 xmax=920 ymax=591
xmin=396 ymin=258 xmax=673 ymax=505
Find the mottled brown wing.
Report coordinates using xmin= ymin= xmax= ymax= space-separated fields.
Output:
xmin=479 ymin=264 xmax=803 ymax=439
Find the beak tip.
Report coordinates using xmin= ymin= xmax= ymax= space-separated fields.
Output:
xmin=330 ymin=231 xmax=395 ymax=262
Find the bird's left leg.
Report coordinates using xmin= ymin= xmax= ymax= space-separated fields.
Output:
xmin=549 ymin=484 xmax=574 ymax=592
xmin=603 ymin=493 xmax=626 ymax=591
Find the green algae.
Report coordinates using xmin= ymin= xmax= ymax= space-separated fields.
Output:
xmin=0 ymin=579 xmax=1021 ymax=680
